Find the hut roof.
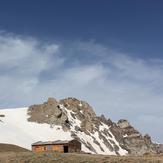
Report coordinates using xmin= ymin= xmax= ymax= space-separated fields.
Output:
xmin=32 ymin=139 xmax=75 ymax=146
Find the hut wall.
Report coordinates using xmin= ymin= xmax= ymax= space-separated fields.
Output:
xmin=32 ymin=145 xmax=47 ymax=152
xmin=52 ymin=144 xmax=64 ymax=152
xmin=32 ymin=144 xmax=64 ymax=152
xmin=69 ymin=140 xmax=81 ymax=152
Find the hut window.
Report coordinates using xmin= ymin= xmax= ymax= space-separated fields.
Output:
xmin=63 ymin=146 xmax=68 ymax=153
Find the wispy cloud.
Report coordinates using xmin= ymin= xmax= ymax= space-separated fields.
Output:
xmin=0 ymin=32 xmax=163 ymax=142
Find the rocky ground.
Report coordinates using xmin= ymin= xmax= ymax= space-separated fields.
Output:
xmin=0 ymin=152 xmax=163 ymax=163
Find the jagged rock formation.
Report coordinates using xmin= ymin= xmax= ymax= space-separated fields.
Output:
xmin=26 ymin=97 xmax=157 ymax=155
xmin=110 ymin=119 xmax=156 ymax=155
xmin=156 ymin=144 xmax=163 ymax=154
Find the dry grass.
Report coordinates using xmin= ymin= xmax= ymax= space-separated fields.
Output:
xmin=0 ymin=144 xmax=29 ymax=153
xmin=0 ymin=152 xmax=163 ymax=163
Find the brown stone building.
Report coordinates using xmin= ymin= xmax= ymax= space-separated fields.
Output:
xmin=32 ymin=139 xmax=81 ymax=153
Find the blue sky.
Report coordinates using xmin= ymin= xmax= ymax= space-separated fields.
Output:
xmin=0 ymin=0 xmax=163 ymax=142
xmin=0 ymin=0 xmax=163 ymax=57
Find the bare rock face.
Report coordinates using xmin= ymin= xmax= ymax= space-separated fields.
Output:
xmin=117 ymin=119 xmax=130 ymax=129
xmin=27 ymin=97 xmax=68 ymax=129
xmin=157 ymin=144 xmax=163 ymax=154
xmin=27 ymin=97 xmax=157 ymax=155
xmin=60 ymin=98 xmax=96 ymax=133
xmin=110 ymin=119 xmax=157 ymax=155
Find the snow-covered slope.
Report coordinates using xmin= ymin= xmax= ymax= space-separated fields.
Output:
xmin=0 ymin=97 xmax=157 ymax=155
xmin=0 ymin=108 xmax=72 ymax=149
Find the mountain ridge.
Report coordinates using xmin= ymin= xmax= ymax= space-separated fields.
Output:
xmin=0 ymin=97 xmax=158 ymax=155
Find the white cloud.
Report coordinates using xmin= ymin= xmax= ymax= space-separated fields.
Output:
xmin=0 ymin=32 xmax=163 ymax=142
xmin=0 ymin=33 xmax=61 ymax=76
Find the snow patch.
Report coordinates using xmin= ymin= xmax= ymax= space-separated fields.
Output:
xmin=62 ymin=105 xmax=81 ymax=130
xmin=123 ymin=134 xmax=128 ymax=138
xmin=80 ymin=110 xmax=83 ymax=114
xmin=99 ymin=123 xmax=128 ymax=155
xmin=79 ymin=102 xmax=82 ymax=107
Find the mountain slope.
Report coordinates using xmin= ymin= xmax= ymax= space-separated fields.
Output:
xmin=0 ymin=97 xmax=157 ymax=155
xmin=0 ymin=143 xmax=29 ymax=152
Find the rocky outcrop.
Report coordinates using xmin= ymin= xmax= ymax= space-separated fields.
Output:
xmin=108 ymin=119 xmax=157 ymax=155
xmin=27 ymin=97 xmax=157 ymax=155
xmin=28 ymin=98 xmax=69 ymax=130
xmin=60 ymin=98 xmax=96 ymax=133
xmin=157 ymin=144 xmax=163 ymax=154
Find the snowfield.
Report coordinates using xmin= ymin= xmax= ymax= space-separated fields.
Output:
xmin=0 ymin=108 xmax=72 ymax=150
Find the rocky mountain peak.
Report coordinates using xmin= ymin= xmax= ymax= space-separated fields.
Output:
xmin=47 ymin=97 xmax=58 ymax=105
xmin=60 ymin=97 xmax=96 ymax=117
xmin=25 ymin=97 xmax=158 ymax=155
xmin=117 ymin=119 xmax=130 ymax=129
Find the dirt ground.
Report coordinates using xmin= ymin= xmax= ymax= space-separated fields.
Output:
xmin=0 ymin=152 xmax=163 ymax=163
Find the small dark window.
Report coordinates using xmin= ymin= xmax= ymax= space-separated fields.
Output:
xmin=64 ymin=146 xmax=68 ymax=153
xmin=44 ymin=147 xmax=46 ymax=151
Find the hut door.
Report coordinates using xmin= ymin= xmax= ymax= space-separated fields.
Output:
xmin=63 ymin=146 xmax=68 ymax=153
